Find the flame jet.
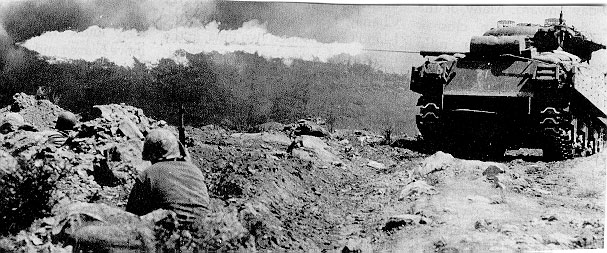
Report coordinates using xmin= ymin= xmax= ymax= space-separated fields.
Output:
xmin=20 ymin=20 xmax=363 ymax=67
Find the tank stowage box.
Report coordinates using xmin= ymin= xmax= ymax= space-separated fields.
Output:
xmin=410 ymin=14 xmax=607 ymax=160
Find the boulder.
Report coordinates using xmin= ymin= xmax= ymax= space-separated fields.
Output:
xmin=294 ymin=119 xmax=330 ymax=137
xmin=399 ymin=181 xmax=437 ymax=200
xmin=383 ymin=214 xmax=423 ymax=231
xmin=0 ymin=113 xmax=26 ymax=134
xmin=118 ymin=119 xmax=144 ymax=140
xmin=416 ymin=151 xmax=455 ymax=176
xmin=474 ymin=219 xmax=500 ymax=232
xmin=482 ymin=165 xmax=505 ymax=179
xmin=0 ymin=150 xmax=18 ymax=178
xmin=300 ymin=135 xmax=341 ymax=164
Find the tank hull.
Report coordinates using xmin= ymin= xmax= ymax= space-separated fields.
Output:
xmin=412 ymin=57 xmax=607 ymax=160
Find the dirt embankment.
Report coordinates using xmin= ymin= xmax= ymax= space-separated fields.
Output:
xmin=0 ymin=94 xmax=604 ymax=252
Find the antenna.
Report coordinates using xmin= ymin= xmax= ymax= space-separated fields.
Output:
xmin=559 ymin=7 xmax=564 ymax=25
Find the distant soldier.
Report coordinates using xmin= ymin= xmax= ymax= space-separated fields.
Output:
xmin=126 ymin=129 xmax=209 ymax=225
xmin=287 ymin=126 xmax=304 ymax=154
xmin=35 ymin=86 xmax=49 ymax=100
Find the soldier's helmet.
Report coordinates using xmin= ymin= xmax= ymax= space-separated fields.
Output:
xmin=56 ymin=111 xmax=78 ymax=131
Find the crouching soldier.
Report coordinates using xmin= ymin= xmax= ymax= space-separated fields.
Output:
xmin=126 ymin=128 xmax=210 ymax=225
xmin=53 ymin=129 xmax=209 ymax=252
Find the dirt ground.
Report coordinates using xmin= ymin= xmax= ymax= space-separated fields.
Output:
xmin=187 ymin=126 xmax=605 ymax=252
xmin=0 ymin=96 xmax=604 ymax=252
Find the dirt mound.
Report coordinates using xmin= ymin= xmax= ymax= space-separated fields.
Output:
xmin=1 ymin=93 xmax=68 ymax=131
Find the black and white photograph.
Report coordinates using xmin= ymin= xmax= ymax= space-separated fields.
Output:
xmin=0 ymin=0 xmax=605 ymax=251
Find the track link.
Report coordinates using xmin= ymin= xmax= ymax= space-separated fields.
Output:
xmin=540 ymin=107 xmax=573 ymax=161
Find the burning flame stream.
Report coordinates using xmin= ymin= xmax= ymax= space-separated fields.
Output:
xmin=20 ymin=20 xmax=363 ymax=67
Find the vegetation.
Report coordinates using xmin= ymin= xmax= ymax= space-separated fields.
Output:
xmin=0 ymin=49 xmax=418 ymax=134
xmin=0 ymin=147 xmax=71 ymax=235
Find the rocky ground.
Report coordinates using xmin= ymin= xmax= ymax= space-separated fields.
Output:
xmin=0 ymin=94 xmax=604 ymax=252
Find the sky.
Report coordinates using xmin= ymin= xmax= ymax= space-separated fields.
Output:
xmin=347 ymin=5 xmax=607 ymax=73
xmin=0 ymin=1 xmax=605 ymax=74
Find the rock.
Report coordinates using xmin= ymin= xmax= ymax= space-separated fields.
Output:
xmin=383 ymin=214 xmax=423 ymax=231
xmin=419 ymin=216 xmax=433 ymax=225
xmin=90 ymin=104 xmax=156 ymax=131
xmin=540 ymin=214 xmax=558 ymax=222
xmin=342 ymin=238 xmax=372 ymax=253
xmin=118 ymin=119 xmax=144 ymax=140
xmin=0 ymin=113 xmax=26 ymax=134
xmin=399 ymin=180 xmax=437 ymax=200
xmin=293 ymin=119 xmax=330 ymax=137
xmin=0 ymin=150 xmax=18 ymax=177
xmin=574 ymin=230 xmax=596 ymax=248
xmin=474 ymin=219 xmax=500 ymax=232
xmin=300 ymin=135 xmax=341 ymax=164
xmin=367 ymin=160 xmax=386 ymax=170
xmin=416 ymin=151 xmax=455 ymax=176
xmin=11 ymin=93 xmax=37 ymax=111
xmin=338 ymin=139 xmax=350 ymax=145
xmin=544 ymin=233 xmax=574 ymax=247
xmin=482 ymin=165 xmax=505 ymax=179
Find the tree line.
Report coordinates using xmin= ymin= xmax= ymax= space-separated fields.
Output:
xmin=0 ymin=49 xmax=418 ymax=134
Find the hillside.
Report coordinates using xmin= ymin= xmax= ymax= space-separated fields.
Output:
xmin=0 ymin=49 xmax=418 ymax=135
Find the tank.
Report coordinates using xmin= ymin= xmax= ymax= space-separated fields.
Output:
xmin=410 ymin=13 xmax=607 ymax=160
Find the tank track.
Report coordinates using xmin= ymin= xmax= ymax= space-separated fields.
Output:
xmin=540 ymin=107 xmax=573 ymax=161
xmin=416 ymin=102 xmax=443 ymax=150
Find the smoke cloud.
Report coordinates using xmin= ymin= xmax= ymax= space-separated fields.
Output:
xmin=0 ymin=0 xmax=363 ymax=68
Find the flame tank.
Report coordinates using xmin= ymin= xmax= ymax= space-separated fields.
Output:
xmin=410 ymin=18 xmax=607 ymax=160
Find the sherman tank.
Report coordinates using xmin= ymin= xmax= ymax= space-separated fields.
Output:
xmin=410 ymin=13 xmax=607 ymax=160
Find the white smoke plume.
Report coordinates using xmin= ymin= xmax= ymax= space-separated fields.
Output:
xmin=21 ymin=20 xmax=363 ymax=67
